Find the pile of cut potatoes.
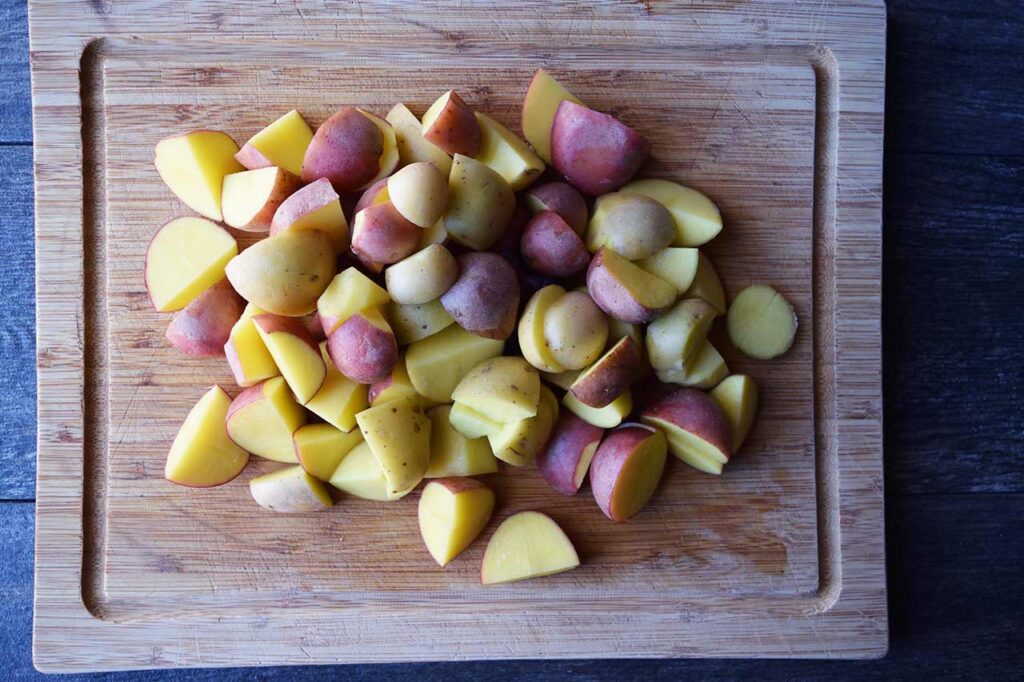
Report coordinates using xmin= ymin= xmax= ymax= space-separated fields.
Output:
xmin=153 ymin=69 xmax=797 ymax=585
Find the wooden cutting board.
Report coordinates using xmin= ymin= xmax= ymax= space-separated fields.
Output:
xmin=29 ymin=0 xmax=886 ymax=672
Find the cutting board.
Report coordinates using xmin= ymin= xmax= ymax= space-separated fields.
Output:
xmin=29 ymin=0 xmax=886 ymax=672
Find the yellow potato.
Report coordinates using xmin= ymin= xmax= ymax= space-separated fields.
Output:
xmin=425 ymin=405 xmax=498 ymax=478
xmin=418 ymin=478 xmax=495 ymax=566
xmin=154 ymin=130 xmax=244 ymax=221
xmin=164 ymin=386 xmax=249 ymax=487
xmin=517 ymin=284 xmax=568 ymax=373
xmin=385 ymin=103 xmax=453 ymax=175
xmin=328 ymin=441 xmax=411 ymax=501
xmin=293 ymin=422 xmax=364 ymax=482
xmin=225 ymin=376 xmax=307 ymax=463
xmin=645 ymin=298 xmax=716 ymax=370
xmin=145 ymin=217 xmax=238 ymax=312
xmin=709 ymin=374 xmax=759 ymax=453
xmin=637 ymin=247 xmax=700 ymax=294
xmin=655 ymin=339 xmax=729 ymax=390
xmin=448 ymin=402 xmax=504 ymax=439
xmin=384 ymin=244 xmax=458 ymax=305
xmin=388 ymin=298 xmax=455 ymax=346
xmin=521 ymin=69 xmax=582 ymax=164
xmin=684 ymin=251 xmax=727 ymax=315
xmin=317 ymin=267 xmax=390 ymax=336
xmin=224 ymin=303 xmax=280 ymax=387
xmin=443 ymin=154 xmax=515 ymax=250
xmin=562 ymin=389 xmax=632 ymax=429
xmin=474 ymin=112 xmax=545 ymax=191
xmin=586 ymin=192 xmax=675 ymax=260
xmin=236 ymin=109 xmax=313 ymax=176
xmin=305 ymin=342 xmax=369 ymax=432
xmin=451 ymin=356 xmax=541 ymax=423
xmin=480 ymin=511 xmax=579 ymax=585
xmin=387 ymin=161 xmax=448 ymax=228
xmin=225 ymin=230 xmax=335 ymax=317
xmin=250 ymin=465 xmax=333 ymax=513
xmin=356 ymin=396 xmax=431 ymax=495
xmin=487 ymin=386 xmax=558 ymax=467
xmin=405 ymin=324 xmax=504 ymax=402
xmin=620 ymin=178 xmax=723 ymax=247
xmin=543 ymin=290 xmax=608 ymax=370
xmin=727 ymin=285 xmax=798 ymax=359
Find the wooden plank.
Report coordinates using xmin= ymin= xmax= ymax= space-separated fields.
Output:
xmin=0 ymin=146 xmax=36 ymax=501
xmin=0 ymin=0 xmax=31 ymax=143
xmin=29 ymin=0 xmax=886 ymax=670
xmin=8 ymin=495 xmax=1024 ymax=678
xmin=886 ymin=0 xmax=1024 ymax=156
xmin=883 ymin=152 xmax=1024 ymax=495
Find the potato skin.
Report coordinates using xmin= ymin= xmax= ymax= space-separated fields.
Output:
xmin=587 ymin=192 xmax=675 ymax=260
xmin=543 ymin=290 xmax=609 ymax=370
xmin=326 ymin=312 xmax=399 ymax=384
xmin=520 ymin=211 xmax=590 ymax=277
xmin=302 ymin=107 xmax=384 ymax=192
xmin=524 ymin=181 xmax=588 ymax=235
xmin=422 ymin=90 xmax=481 ymax=157
xmin=440 ymin=253 xmax=520 ymax=340
xmin=385 ymin=244 xmax=458 ymax=305
xmin=225 ymin=230 xmax=335 ymax=317
xmin=586 ymin=248 xmax=675 ymax=324
xmin=535 ymin=412 xmax=605 ymax=495
xmin=443 ymin=154 xmax=515 ymax=251
xmin=351 ymin=202 xmax=422 ymax=269
xmin=569 ymin=335 xmax=645 ymax=408
xmin=165 ymin=280 xmax=244 ymax=357
xmin=550 ymin=101 xmax=651 ymax=196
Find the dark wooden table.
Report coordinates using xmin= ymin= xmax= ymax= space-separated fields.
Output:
xmin=2 ymin=1 xmax=1021 ymax=678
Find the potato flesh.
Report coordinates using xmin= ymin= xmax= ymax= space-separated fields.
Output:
xmin=356 ymin=396 xmax=431 ymax=494
xmin=451 ymin=357 xmax=541 ymax=423
xmin=727 ymin=285 xmax=798 ymax=359
xmin=384 ymin=244 xmax=458 ymax=305
xmin=443 ymin=154 xmax=515 ymax=250
xmin=164 ymin=387 xmax=249 ymax=487
xmin=684 ymin=251 xmax=727 ymax=315
xmin=293 ymin=422 xmax=364 ymax=481
xmin=317 ymin=268 xmax=391 ymax=335
xmin=385 ymin=103 xmax=453 ymax=175
xmin=709 ymin=374 xmax=759 ymax=452
xmin=620 ymin=178 xmax=723 ymax=247
xmin=225 ymin=230 xmax=334 ymax=317
xmin=243 ymin=110 xmax=313 ymax=176
xmin=388 ymin=162 xmax=449 ymax=228
xmin=474 ymin=112 xmax=545 ymax=191
xmin=563 ymin=389 xmax=632 ymax=429
xmin=448 ymin=402 xmax=504 ymax=439
xmin=225 ymin=303 xmax=279 ymax=387
xmin=405 ymin=324 xmax=504 ymax=402
xmin=488 ymin=386 xmax=558 ymax=467
xmin=480 ymin=511 xmax=579 ymax=585
xmin=388 ymin=299 xmax=455 ymax=346
xmin=637 ymin=248 xmax=700 ymax=294
xmin=154 ymin=131 xmax=243 ymax=221
xmin=329 ymin=441 xmax=409 ymax=501
xmin=426 ymin=406 xmax=498 ymax=477
xmin=656 ymin=339 xmax=729 ymax=390
xmin=418 ymin=480 xmax=495 ymax=566
xmin=250 ymin=465 xmax=333 ymax=512
xmin=517 ymin=285 xmax=568 ymax=373
xmin=305 ymin=342 xmax=369 ymax=432
xmin=227 ymin=377 xmax=306 ymax=462
xmin=521 ymin=69 xmax=582 ymax=164
xmin=146 ymin=217 xmax=238 ymax=312
xmin=645 ymin=298 xmax=716 ymax=370
xmin=256 ymin=326 xmax=326 ymax=404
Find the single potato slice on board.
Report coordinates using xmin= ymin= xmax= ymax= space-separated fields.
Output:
xmin=727 ymin=285 xmax=798 ymax=359
xmin=154 ymin=130 xmax=243 ymax=221
xmin=164 ymin=386 xmax=250 ymax=487
xmin=145 ymin=217 xmax=237 ymax=312
xmin=226 ymin=376 xmax=307 ymax=463
xmin=480 ymin=511 xmax=579 ymax=585
xmin=418 ymin=478 xmax=495 ymax=566
xmin=250 ymin=465 xmax=333 ymax=513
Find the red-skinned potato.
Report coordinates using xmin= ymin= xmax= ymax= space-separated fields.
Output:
xmin=589 ymin=424 xmax=667 ymax=522
xmin=535 ymin=412 xmax=605 ymax=495
xmin=327 ymin=308 xmax=399 ymax=384
xmin=524 ymin=181 xmax=588 ymax=235
xmin=641 ymin=388 xmax=733 ymax=475
xmin=226 ymin=376 xmax=306 ymax=463
xmin=568 ymin=335 xmax=645 ymax=408
xmin=420 ymin=90 xmax=481 ymax=156
xmin=551 ymin=100 xmax=651 ymax=196
xmin=519 ymin=211 xmax=590 ymax=277
xmin=222 ymin=167 xmax=303 ymax=232
xmin=354 ymin=177 xmax=390 ymax=214
xmin=302 ymin=107 xmax=384 ymax=192
xmin=351 ymin=202 xmax=422 ymax=271
xmin=165 ymin=280 xmax=244 ymax=357
xmin=586 ymin=247 xmax=676 ymax=323
xmin=270 ymin=177 xmax=349 ymax=252
xmin=252 ymin=314 xmax=326 ymax=404
xmin=441 ymin=253 xmax=520 ymax=340
xmin=385 ymin=103 xmax=453 ymax=175
xmin=521 ymin=68 xmax=583 ymax=164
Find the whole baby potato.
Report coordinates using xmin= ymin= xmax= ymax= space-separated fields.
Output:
xmin=385 ymin=244 xmax=458 ymax=305
xmin=440 ymin=252 xmax=520 ymax=340
xmin=586 ymin=192 xmax=675 ymax=260
xmin=225 ymin=230 xmax=335 ymax=316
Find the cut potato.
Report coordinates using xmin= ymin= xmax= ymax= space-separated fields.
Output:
xmin=250 ymin=465 xmax=333 ymax=513
xmin=318 ymin=267 xmax=391 ymax=336
xmin=388 ymin=298 xmax=455 ymax=346
xmin=225 ymin=303 xmax=280 ymax=387
xmin=441 ymin=253 xmax=520 ymax=340
xmin=727 ymin=285 xmax=798 ymax=359
xmin=524 ymin=181 xmax=588 ymax=235
xmin=154 ymin=130 xmax=244 ymax=221
xmin=222 ymin=167 xmax=302 ymax=232
xmin=293 ymin=422 xmax=364 ymax=482
xmin=448 ymin=402 xmax=504 ymax=439
xmin=656 ymin=339 xmax=728 ymax=390
xmin=645 ymin=298 xmax=716 ymax=370
xmin=226 ymin=376 xmax=306 ymax=463
xmin=684 ymin=251 xmax=727 ymax=315
xmin=145 ymin=217 xmax=238 ymax=312
xmin=521 ymin=69 xmax=582 ymax=164
xmin=418 ymin=478 xmax=495 ymax=566
xmin=519 ymin=211 xmax=590 ymax=278
xmin=327 ymin=308 xmax=399 ymax=384
xmin=356 ymin=395 xmax=431 ymax=494
xmin=359 ymin=109 xmax=401 ymax=187
xmin=368 ymin=357 xmax=420 ymax=407
xmin=487 ymin=386 xmax=558 ymax=467
xmin=328 ymin=441 xmax=410 ymax=501
xmin=164 ymin=386 xmax=250 ymax=487
xmin=586 ymin=247 xmax=676 ymax=324
xmin=166 ymin=279 xmax=244 ymax=358
xmin=305 ymin=342 xmax=369 ymax=432
xmin=569 ymin=336 xmax=645 ymax=408
xmin=388 ymin=161 xmax=449 ymax=228
xmin=480 ymin=511 xmax=579 ymax=585
xmin=452 ymin=356 xmax=541 ymax=423
xmin=385 ymin=244 xmax=458 ymax=305
xmin=551 ymin=101 xmax=650 ymax=196
xmin=641 ymin=388 xmax=733 ymax=475
xmin=543 ymin=290 xmax=608 ymax=371
xmin=535 ymin=412 xmax=604 ymax=495
xmin=563 ymin=389 xmax=632 ymax=429
xmin=351 ymin=201 xmax=422 ymax=269
xmin=586 ymin=192 xmax=675 ymax=260
xmin=426 ymin=405 xmax=499 ymax=478
xmin=443 ymin=154 xmax=515 ymax=250
xmin=474 ymin=112 xmax=545 ymax=191
xmin=405 ymin=324 xmax=504 ymax=402
xmin=270 ymin=177 xmax=349 ymax=252
xmin=253 ymin=314 xmax=326 ymax=403
xmin=421 ymin=90 xmax=481 ymax=156
xmin=637 ymin=247 xmax=700 ymax=294
xmin=235 ymin=110 xmax=313 ymax=176
xmin=385 ymin=103 xmax=453 ymax=175
xmin=225 ymin=230 xmax=335 ymax=317
xmin=709 ymin=374 xmax=759 ymax=453
xmin=518 ymin=284 xmax=568 ymax=373
xmin=620 ymin=178 xmax=723 ymax=247
xmin=589 ymin=425 xmax=667 ymax=522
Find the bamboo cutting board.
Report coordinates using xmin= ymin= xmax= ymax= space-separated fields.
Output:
xmin=30 ymin=0 xmax=886 ymax=672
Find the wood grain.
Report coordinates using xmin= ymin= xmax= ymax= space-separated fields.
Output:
xmin=29 ymin=0 xmax=886 ymax=671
